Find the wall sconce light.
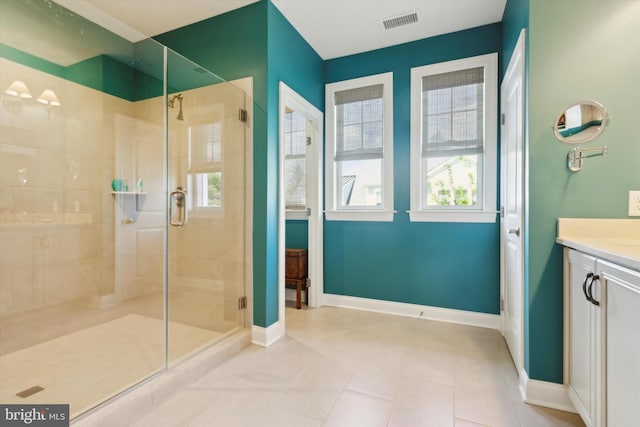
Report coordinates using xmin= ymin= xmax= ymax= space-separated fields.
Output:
xmin=3 ymin=81 xmax=61 ymax=116
xmin=5 ymin=80 xmax=32 ymax=99
xmin=37 ymin=89 xmax=61 ymax=118
xmin=37 ymin=89 xmax=61 ymax=107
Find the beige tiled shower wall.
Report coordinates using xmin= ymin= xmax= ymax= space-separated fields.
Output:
xmin=1 ymin=58 xmax=248 ymax=334
xmin=0 ymin=58 xmax=133 ymax=314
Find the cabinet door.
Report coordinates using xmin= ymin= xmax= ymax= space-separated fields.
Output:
xmin=598 ymin=260 xmax=640 ymax=427
xmin=566 ymin=249 xmax=598 ymax=425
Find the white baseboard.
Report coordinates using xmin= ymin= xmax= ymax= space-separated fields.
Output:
xmin=251 ymin=320 xmax=284 ymax=347
xmin=322 ymin=293 xmax=501 ymax=330
xmin=285 ymin=288 xmax=307 ymax=301
xmin=519 ymin=370 xmax=577 ymax=413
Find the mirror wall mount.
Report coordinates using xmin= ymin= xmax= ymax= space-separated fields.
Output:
xmin=567 ymin=146 xmax=608 ymax=172
xmin=552 ymin=101 xmax=609 ymax=172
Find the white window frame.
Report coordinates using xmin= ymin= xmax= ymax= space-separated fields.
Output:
xmin=325 ymin=72 xmax=394 ymax=222
xmin=409 ymin=53 xmax=498 ymax=223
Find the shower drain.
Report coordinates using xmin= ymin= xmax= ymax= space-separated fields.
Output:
xmin=16 ymin=385 xmax=44 ymax=398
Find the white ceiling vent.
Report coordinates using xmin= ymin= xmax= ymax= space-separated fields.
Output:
xmin=381 ymin=11 xmax=419 ymax=30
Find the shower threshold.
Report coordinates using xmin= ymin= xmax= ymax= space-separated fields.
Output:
xmin=0 ymin=314 xmax=248 ymax=420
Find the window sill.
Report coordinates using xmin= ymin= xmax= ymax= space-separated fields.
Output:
xmin=408 ymin=210 xmax=497 ymax=223
xmin=286 ymin=210 xmax=308 ymax=220
xmin=325 ymin=210 xmax=395 ymax=222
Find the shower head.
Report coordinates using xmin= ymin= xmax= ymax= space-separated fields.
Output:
xmin=168 ymin=94 xmax=184 ymax=121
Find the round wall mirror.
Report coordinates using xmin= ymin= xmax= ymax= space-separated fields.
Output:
xmin=553 ymin=101 xmax=609 ymax=145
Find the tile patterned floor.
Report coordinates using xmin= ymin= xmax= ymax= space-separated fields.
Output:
xmin=129 ymin=306 xmax=585 ymax=427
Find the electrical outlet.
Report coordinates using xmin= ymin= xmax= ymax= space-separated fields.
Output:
xmin=629 ymin=191 xmax=640 ymax=217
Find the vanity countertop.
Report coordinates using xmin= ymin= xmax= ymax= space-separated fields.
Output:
xmin=557 ymin=218 xmax=640 ymax=271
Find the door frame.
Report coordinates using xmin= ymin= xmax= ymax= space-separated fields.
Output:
xmin=500 ymin=29 xmax=526 ymax=377
xmin=278 ymin=82 xmax=324 ymax=327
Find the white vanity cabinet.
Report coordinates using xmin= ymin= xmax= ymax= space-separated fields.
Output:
xmin=598 ymin=259 xmax=640 ymax=427
xmin=565 ymin=249 xmax=602 ymax=427
xmin=564 ymin=248 xmax=640 ymax=427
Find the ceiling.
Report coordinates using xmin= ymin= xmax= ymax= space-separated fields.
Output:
xmin=57 ymin=0 xmax=506 ymax=60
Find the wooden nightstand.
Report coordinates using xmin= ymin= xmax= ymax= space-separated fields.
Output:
xmin=285 ymin=248 xmax=308 ymax=309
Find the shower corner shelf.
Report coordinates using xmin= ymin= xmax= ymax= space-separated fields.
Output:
xmin=112 ymin=191 xmax=147 ymax=216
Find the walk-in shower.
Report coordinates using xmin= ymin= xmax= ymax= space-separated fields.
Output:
xmin=0 ymin=0 xmax=251 ymax=419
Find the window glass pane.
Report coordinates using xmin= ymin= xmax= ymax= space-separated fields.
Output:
xmin=363 ymin=121 xmax=383 ymax=149
xmin=362 ymin=98 xmax=383 ymax=122
xmin=452 ymin=110 xmax=477 ymax=141
xmin=426 ymin=114 xmax=451 ymax=143
xmin=194 ymin=172 xmax=222 ymax=208
xmin=426 ymin=88 xmax=451 ymax=114
xmin=422 ymin=69 xmax=483 ymax=157
xmin=338 ymin=159 xmax=382 ymax=208
xmin=423 ymin=155 xmax=478 ymax=207
xmin=452 ymin=84 xmax=478 ymax=111
xmin=342 ymin=102 xmax=361 ymax=125
xmin=285 ymin=157 xmax=306 ymax=208
xmin=335 ymin=97 xmax=384 ymax=160
xmin=284 ymin=110 xmax=306 ymax=209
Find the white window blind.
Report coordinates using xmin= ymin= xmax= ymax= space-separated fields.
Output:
xmin=334 ymin=84 xmax=384 ymax=161
xmin=189 ymin=122 xmax=222 ymax=172
xmin=422 ymin=67 xmax=484 ymax=158
xmin=284 ymin=110 xmax=306 ymax=209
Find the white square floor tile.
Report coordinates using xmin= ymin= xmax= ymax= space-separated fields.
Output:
xmin=126 ymin=306 xmax=585 ymax=427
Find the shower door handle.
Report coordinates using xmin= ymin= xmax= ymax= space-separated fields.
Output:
xmin=169 ymin=187 xmax=188 ymax=227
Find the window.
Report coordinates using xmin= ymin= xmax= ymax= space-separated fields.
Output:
xmin=409 ymin=53 xmax=497 ymax=223
xmin=193 ymin=172 xmax=222 ymax=208
xmin=284 ymin=109 xmax=306 ymax=212
xmin=188 ymin=122 xmax=223 ymax=213
xmin=325 ymin=72 xmax=394 ymax=221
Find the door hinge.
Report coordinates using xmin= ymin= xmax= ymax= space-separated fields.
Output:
xmin=239 ymin=109 xmax=248 ymax=123
xmin=500 ymin=206 xmax=505 ymax=218
xmin=501 ymin=113 xmax=506 ymax=125
xmin=500 ymin=297 xmax=504 ymax=311
xmin=238 ymin=296 xmax=248 ymax=310
xmin=306 ymin=277 xmax=311 ymax=288
xmin=305 ymin=207 xmax=311 ymax=217
xmin=306 ymin=136 xmax=311 ymax=146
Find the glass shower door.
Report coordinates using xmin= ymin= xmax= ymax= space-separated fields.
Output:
xmin=0 ymin=1 xmax=249 ymax=419
xmin=165 ymin=51 xmax=248 ymax=363
xmin=0 ymin=1 xmax=168 ymax=418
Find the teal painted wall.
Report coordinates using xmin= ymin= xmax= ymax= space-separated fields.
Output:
xmin=501 ymin=0 xmax=528 ymax=75
xmin=267 ymin=1 xmax=322 ymax=263
xmin=528 ymin=0 xmax=640 ymax=382
xmin=285 ymin=220 xmax=309 ymax=249
xmin=154 ymin=1 xmax=274 ymax=326
xmin=156 ymin=0 xmax=323 ymax=327
xmin=323 ymin=25 xmax=502 ymax=314
xmin=267 ymin=2 xmax=324 ymax=111
xmin=267 ymin=1 xmax=323 ymax=321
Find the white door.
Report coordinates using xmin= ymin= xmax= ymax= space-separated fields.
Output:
xmin=500 ymin=29 xmax=525 ymax=375
xmin=278 ymin=82 xmax=324 ymax=324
